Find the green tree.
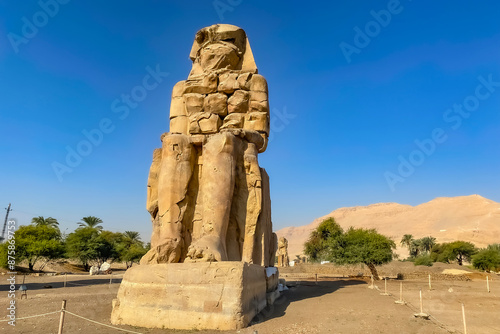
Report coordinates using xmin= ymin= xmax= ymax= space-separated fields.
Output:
xmin=304 ymin=218 xmax=396 ymax=280
xmin=65 ymin=227 xmax=119 ymax=271
xmin=472 ymin=248 xmax=500 ymax=272
xmin=95 ymin=230 xmax=122 ymax=265
xmin=123 ymin=231 xmax=141 ymax=245
xmin=31 ymin=216 xmax=59 ymax=230
xmin=15 ymin=225 xmax=64 ymax=271
xmin=78 ymin=216 xmax=103 ymax=231
xmin=420 ymin=236 xmax=436 ymax=253
xmin=448 ymin=241 xmax=477 ymax=265
xmin=431 ymin=241 xmax=477 ymax=265
xmin=120 ymin=243 xmax=148 ymax=268
xmin=304 ymin=218 xmax=342 ymax=262
xmin=430 ymin=243 xmax=446 ymax=262
xmin=65 ymin=227 xmax=98 ymax=271
xmin=331 ymin=227 xmax=396 ymax=280
xmin=410 ymin=239 xmax=423 ymax=258
xmin=116 ymin=231 xmax=147 ymax=268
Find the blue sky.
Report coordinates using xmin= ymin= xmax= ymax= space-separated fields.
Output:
xmin=1 ymin=1 xmax=499 ymax=239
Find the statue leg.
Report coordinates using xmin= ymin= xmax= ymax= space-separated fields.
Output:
xmin=186 ymin=132 xmax=236 ymax=262
xmin=225 ymin=141 xmax=247 ymax=261
xmin=140 ymin=148 xmax=162 ymax=264
xmin=241 ymin=143 xmax=263 ymax=263
xmin=142 ymin=133 xmax=195 ymax=263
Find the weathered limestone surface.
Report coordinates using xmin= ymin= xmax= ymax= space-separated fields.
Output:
xmin=111 ymin=262 xmax=268 ymax=330
xmin=112 ymin=24 xmax=278 ymax=330
xmin=141 ymin=23 xmax=276 ymax=265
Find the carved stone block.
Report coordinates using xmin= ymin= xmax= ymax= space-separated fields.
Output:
xmin=184 ymin=93 xmax=205 ymax=115
xmin=249 ymin=100 xmax=269 ymax=114
xmin=228 ymin=90 xmax=249 ymax=114
xmin=172 ymin=81 xmax=186 ymax=98
xmin=198 ymin=113 xmax=222 ymax=134
xmin=249 ymin=74 xmax=268 ymax=93
xmin=218 ymin=72 xmax=239 ymax=93
xmin=170 ymin=96 xmax=185 ymax=119
xmin=237 ymin=72 xmax=252 ymax=90
xmin=249 ymin=91 xmax=267 ymax=103
xmin=245 ymin=112 xmax=269 ymax=134
xmin=221 ymin=113 xmax=245 ymax=129
xmin=170 ymin=116 xmax=188 ymax=134
xmin=204 ymin=93 xmax=228 ymax=116
xmin=184 ymin=75 xmax=218 ymax=94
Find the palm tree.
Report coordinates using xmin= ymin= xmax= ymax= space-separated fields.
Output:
xmin=123 ymin=231 xmax=142 ymax=246
xmin=410 ymin=239 xmax=423 ymax=257
xmin=124 ymin=231 xmax=141 ymax=241
xmin=31 ymin=216 xmax=59 ymax=229
xmin=400 ymin=234 xmax=414 ymax=249
xmin=420 ymin=236 xmax=436 ymax=253
xmin=78 ymin=216 xmax=103 ymax=231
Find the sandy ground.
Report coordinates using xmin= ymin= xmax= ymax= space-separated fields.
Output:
xmin=0 ymin=264 xmax=498 ymax=334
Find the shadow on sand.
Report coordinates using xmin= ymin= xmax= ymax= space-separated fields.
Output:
xmin=251 ymin=279 xmax=366 ymax=324
xmin=0 ymin=277 xmax=123 ymax=292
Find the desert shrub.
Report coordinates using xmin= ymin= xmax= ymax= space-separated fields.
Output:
xmin=414 ymin=254 xmax=433 ymax=266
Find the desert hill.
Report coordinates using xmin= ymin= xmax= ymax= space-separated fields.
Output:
xmin=276 ymin=195 xmax=500 ymax=259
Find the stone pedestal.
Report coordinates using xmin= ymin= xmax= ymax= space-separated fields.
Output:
xmin=111 ymin=262 xmax=278 ymax=330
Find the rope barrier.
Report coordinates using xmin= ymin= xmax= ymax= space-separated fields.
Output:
xmin=1 ymin=307 xmax=144 ymax=334
xmin=64 ymin=310 xmax=144 ymax=334
xmin=370 ymin=280 xmax=457 ymax=334
xmin=0 ymin=310 xmax=60 ymax=322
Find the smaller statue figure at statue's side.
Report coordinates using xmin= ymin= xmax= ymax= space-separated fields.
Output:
xmin=277 ymin=237 xmax=290 ymax=267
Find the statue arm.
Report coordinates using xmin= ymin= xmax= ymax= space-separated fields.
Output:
xmin=243 ymin=74 xmax=269 ymax=152
xmin=146 ymin=148 xmax=162 ymax=218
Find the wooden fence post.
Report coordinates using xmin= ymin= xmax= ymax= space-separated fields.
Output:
xmin=57 ymin=300 xmax=66 ymax=334
xmin=462 ymin=303 xmax=467 ymax=334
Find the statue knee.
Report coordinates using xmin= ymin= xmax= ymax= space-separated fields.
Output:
xmin=206 ymin=132 xmax=236 ymax=155
xmin=161 ymin=133 xmax=193 ymax=160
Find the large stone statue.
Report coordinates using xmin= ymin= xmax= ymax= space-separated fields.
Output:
xmin=140 ymin=23 xmax=276 ymax=266
xmin=112 ymin=25 xmax=279 ymax=330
